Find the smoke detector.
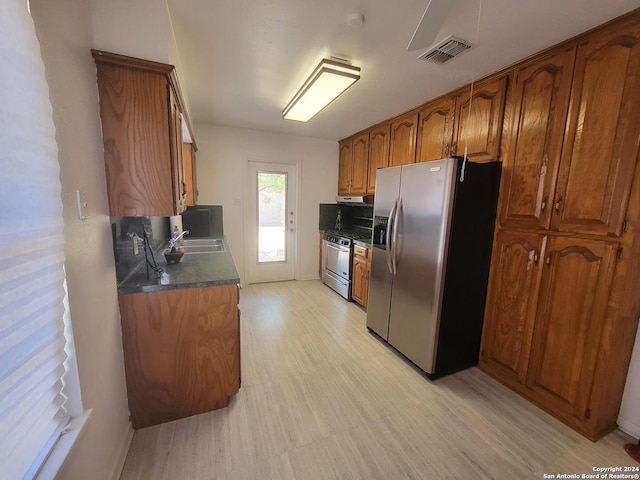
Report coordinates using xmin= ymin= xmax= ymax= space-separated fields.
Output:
xmin=347 ymin=13 xmax=365 ymax=28
xmin=418 ymin=36 xmax=473 ymax=64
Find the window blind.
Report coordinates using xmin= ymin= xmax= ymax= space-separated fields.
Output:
xmin=0 ymin=1 xmax=71 ymax=478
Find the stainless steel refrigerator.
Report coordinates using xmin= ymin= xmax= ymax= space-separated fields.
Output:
xmin=367 ymin=158 xmax=501 ymax=378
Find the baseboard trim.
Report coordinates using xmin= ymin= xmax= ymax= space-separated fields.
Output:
xmin=297 ymin=275 xmax=321 ymax=281
xmin=618 ymin=414 xmax=640 ymax=440
xmin=109 ymin=422 xmax=134 ymax=480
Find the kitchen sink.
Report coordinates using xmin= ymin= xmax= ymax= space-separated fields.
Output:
xmin=180 ymin=238 xmax=225 ymax=254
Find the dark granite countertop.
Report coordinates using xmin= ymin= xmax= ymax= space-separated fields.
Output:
xmin=353 ymin=238 xmax=372 ymax=247
xmin=117 ymin=237 xmax=240 ymax=295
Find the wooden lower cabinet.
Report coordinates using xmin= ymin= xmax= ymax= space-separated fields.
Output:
xmin=352 ymin=245 xmax=370 ymax=308
xmin=526 ymin=236 xmax=618 ymax=429
xmin=479 ymin=231 xmax=544 ymax=385
xmin=480 ymin=232 xmax=620 ymax=439
xmin=119 ymin=284 xmax=240 ymax=429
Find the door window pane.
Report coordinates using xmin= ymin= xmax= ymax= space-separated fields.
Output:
xmin=257 ymin=172 xmax=286 ymax=263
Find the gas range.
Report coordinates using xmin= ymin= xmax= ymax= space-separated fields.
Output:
xmin=323 ymin=230 xmax=370 ymax=247
xmin=322 ymin=230 xmax=370 ymax=301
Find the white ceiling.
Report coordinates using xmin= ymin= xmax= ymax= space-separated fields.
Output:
xmin=167 ymin=0 xmax=640 ymax=141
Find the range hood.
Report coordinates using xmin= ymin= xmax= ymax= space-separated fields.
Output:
xmin=336 ymin=195 xmax=367 ymax=204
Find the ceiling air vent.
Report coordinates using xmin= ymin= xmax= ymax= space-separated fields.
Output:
xmin=419 ymin=36 xmax=473 ymax=64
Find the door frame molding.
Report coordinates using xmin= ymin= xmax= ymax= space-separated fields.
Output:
xmin=243 ymin=158 xmax=301 ymax=284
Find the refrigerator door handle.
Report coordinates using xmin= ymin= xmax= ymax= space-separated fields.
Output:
xmin=391 ymin=197 xmax=402 ymax=275
xmin=386 ymin=198 xmax=398 ymax=274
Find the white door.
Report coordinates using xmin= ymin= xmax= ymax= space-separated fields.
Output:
xmin=245 ymin=161 xmax=297 ymax=283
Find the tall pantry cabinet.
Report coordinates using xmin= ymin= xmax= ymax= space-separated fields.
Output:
xmin=480 ymin=14 xmax=640 ymax=440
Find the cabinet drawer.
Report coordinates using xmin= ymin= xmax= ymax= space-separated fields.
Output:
xmin=354 ymin=245 xmax=370 ymax=260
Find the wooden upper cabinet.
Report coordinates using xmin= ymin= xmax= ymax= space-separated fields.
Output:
xmin=351 ymin=132 xmax=370 ymax=195
xmin=553 ymin=22 xmax=640 ymax=236
xmin=416 ymin=95 xmax=456 ymax=163
xmin=169 ymin=88 xmax=185 ymax=213
xmin=92 ymin=50 xmax=195 ymax=216
xmin=499 ymin=48 xmax=576 ymax=231
xmin=453 ymin=76 xmax=507 ymax=162
xmin=389 ymin=111 xmax=418 ymax=167
xmin=338 ymin=139 xmax=352 ymax=195
xmin=183 ymin=143 xmax=197 ymax=206
xmin=526 ymin=237 xmax=618 ymax=424
xmin=368 ymin=123 xmax=391 ymax=193
xmin=480 ymin=231 xmax=546 ymax=385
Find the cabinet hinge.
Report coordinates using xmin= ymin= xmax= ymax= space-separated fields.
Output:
xmin=617 ymin=247 xmax=624 ymax=260
xmin=584 ymin=408 xmax=591 ymax=420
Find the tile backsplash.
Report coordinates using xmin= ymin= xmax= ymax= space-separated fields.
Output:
xmin=319 ymin=203 xmax=373 ymax=237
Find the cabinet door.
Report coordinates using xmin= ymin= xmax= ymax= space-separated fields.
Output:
xmin=352 ymin=255 xmax=369 ymax=307
xmin=169 ymin=88 xmax=186 ymax=214
xmin=351 ymin=132 xmax=370 ymax=195
xmin=480 ymin=231 xmax=545 ymax=385
xmin=95 ymin=65 xmax=174 ymax=216
xmin=338 ymin=139 xmax=353 ymax=195
xmin=368 ymin=123 xmax=390 ymax=193
xmin=389 ymin=111 xmax=418 ymax=167
xmin=526 ymin=237 xmax=618 ymax=423
xmin=499 ymin=49 xmax=575 ymax=231
xmin=453 ymin=76 xmax=507 ymax=162
xmin=183 ymin=143 xmax=197 ymax=206
xmin=553 ymin=23 xmax=640 ymax=236
xmin=119 ymin=285 xmax=240 ymax=429
xmin=416 ymin=95 xmax=455 ymax=163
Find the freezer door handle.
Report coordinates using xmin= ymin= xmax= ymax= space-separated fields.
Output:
xmin=391 ymin=197 xmax=402 ymax=275
xmin=386 ymin=198 xmax=398 ymax=274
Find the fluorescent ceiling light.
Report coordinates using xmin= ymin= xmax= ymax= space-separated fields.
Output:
xmin=283 ymin=58 xmax=360 ymax=122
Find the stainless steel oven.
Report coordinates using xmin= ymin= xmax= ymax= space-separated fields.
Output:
xmin=322 ymin=237 xmax=351 ymax=299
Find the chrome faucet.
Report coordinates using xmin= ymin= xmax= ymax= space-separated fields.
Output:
xmin=169 ymin=230 xmax=189 ymax=248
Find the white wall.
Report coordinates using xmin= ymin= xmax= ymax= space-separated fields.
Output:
xmin=30 ymin=1 xmax=133 ymax=479
xmin=90 ymin=0 xmax=170 ymax=63
xmin=619 ymin=324 xmax=640 ymax=439
xmin=90 ymin=0 xmax=192 ymax=131
xmin=195 ymin=124 xmax=338 ymax=283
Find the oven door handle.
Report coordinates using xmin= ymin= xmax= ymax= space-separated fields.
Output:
xmin=324 ymin=241 xmax=349 ymax=254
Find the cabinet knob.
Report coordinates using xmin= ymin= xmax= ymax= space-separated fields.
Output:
xmin=541 ymin=196 xmax=548 ymax=214
xmin=545 ymin=252 xmax=553 ymax=268
xmin=533 ymin=250 xmax=540 ymax=265
xmin=444 ymin=143 xmax=450 ymax=156
xmin=554 ymin=196 xmax=563 ymax=215
xmin=451 ymin=141 xmax=457 ymax=155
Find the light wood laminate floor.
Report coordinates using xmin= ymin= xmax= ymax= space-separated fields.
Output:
xmin=119 ymin=280 xmax=637 ymax=480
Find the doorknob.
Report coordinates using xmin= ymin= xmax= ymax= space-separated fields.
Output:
xmin=289 ymin=228 xmax=295 ymax=232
